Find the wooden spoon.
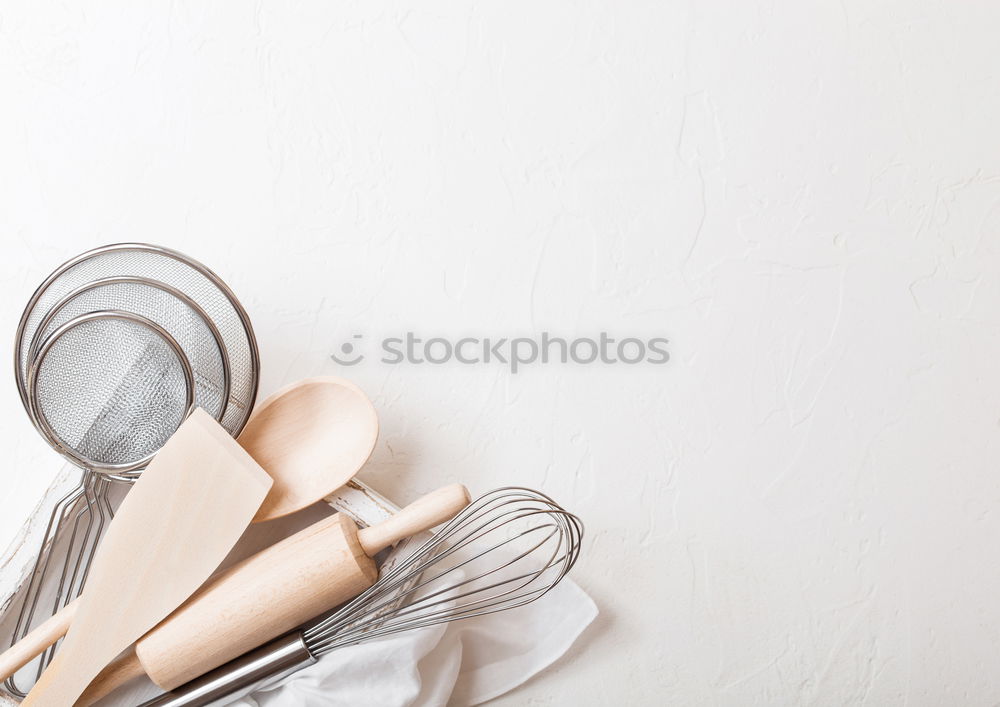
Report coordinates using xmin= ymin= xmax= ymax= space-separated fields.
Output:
xmin=239 ymin=376 xmax=379 ymax=522
xmin=0 ymin=377 xmax=379 ymax=684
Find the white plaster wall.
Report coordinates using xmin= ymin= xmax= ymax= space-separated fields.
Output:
xmin=2 ymin=1 xmax=1000 ymax=704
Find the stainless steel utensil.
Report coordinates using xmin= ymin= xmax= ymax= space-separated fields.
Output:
xmin=139 ymin=488 xmax=583 ymax=707
xmin=29 ymin=277 xmax=231 ymax=425
xmin=7 ymin=243 xmax=260 ymax=697
xmin=15 ymin=243 xmax=258 ymax=436
xmin=27 ymin=311 xmax=196 ymax=473
xmin=11 ymin=309 xmax=198 ymax=684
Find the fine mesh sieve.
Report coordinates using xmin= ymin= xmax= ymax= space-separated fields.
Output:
xmin=28 ymin=311 xmax=195 ymax=473
xmin=29 ymin=277 xmax=230 ymax=433
xmin=6 ymin=244 xmax=259 ymax=697
xmin=15 ymin=243 xmax=259 ymax=437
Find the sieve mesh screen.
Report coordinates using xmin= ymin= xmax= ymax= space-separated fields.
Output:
xmin=31 ymin=279 xmax=228 ymax=422
xmin=17 ymin=245 xmax=257 ymax=438
xmin=31 ymin=316 xmax=191 ymax=468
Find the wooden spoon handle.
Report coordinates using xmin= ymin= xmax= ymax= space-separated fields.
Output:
xmin=0 ymin=599 xmax=78 ymax=681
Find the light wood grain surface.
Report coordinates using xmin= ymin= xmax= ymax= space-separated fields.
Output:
xmin=238 ymin=377 xmax=379 ymax=523
xmin=20 ymin=410 xmax=273 ymax=706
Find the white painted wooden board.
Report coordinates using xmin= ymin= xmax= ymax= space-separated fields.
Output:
xmin=0 ymin=468 xmax=79 ymax=623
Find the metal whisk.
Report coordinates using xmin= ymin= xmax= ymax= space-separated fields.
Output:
xmin=141 ymin=488 xmax=583 ymax=707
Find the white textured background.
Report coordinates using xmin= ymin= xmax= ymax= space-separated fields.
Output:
xmin=2 ymin=1 xmax=1000 ymax=704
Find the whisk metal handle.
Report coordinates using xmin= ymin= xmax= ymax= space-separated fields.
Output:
xmin=139 ymin=632 xmax=315 ymax=707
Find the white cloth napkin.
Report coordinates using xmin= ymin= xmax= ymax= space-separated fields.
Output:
xmin=233 ymin=578 xmax=596 ymax=707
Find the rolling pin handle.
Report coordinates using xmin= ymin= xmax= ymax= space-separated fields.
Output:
xmin=357 ymin=483 xmax=471 ymax=557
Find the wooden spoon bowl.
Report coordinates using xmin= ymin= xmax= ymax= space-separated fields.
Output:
xmin=238 ymin=377 xmax=379 ymax=522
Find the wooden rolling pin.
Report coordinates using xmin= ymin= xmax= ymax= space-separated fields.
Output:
xmin=79 ymin=483 xmax=470 ymax=704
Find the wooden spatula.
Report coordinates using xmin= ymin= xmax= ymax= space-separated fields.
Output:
xmin=21 ymin=408 xmax=273 ymax=706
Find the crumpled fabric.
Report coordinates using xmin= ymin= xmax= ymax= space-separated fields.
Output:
xmin=233 ymin=578 xmax=596 ymax=707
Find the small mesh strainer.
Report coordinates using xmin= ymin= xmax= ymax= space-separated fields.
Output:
xmin=7 ymin=244 xmax=260 ymax=697
xmin=28 ymin=276 xmax=230 ymax=439
xmin=15 ymin=243 xmax=259 ymax=436
xmin=28 ymin=310 xmax=196 ymax=474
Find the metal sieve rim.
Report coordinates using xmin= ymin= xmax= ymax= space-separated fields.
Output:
xmin=14 ymin=242 xmax=260 ymax=437
xmin=27 ymin=275 xmax=233 ymax=426
xmin=27 ymin=310 xmax=196 ymax=476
